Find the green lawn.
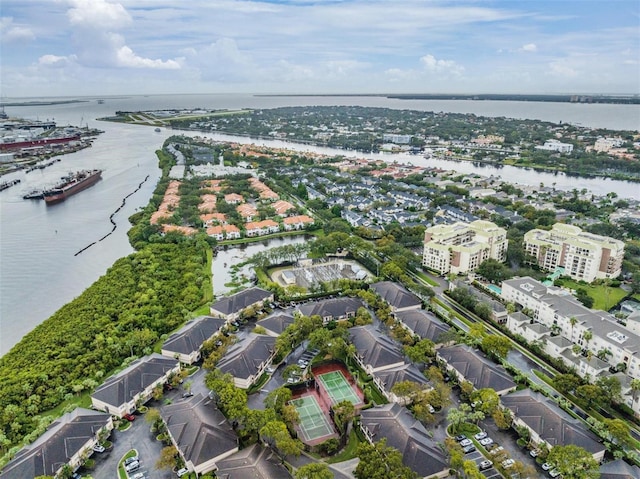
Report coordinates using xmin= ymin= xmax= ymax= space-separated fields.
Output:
xmin=327 ymin=429 xmax=361 ymax=463
xmin=556 ymin=279 xmax=628 ymax=311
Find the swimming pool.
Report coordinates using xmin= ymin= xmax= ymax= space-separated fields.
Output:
xmin=487 ymin=284 xmax=502 ymax=295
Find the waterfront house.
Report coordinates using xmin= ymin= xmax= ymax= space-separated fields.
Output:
xmin=91 ymin=354 xmax=180 ymax=417
xmin=0 ymin=408 xmax=112 ymax=479
xmin=161 ymin=316 xmax=226 ymax=364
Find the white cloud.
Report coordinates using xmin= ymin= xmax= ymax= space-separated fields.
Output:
xmin=0 ymin=17 xmax=35 ymax=43
xmin=520 ymin=43 xmax=537 ymax=52
xmin=38 ymin=54 xmax=76 ymax=68
xmin=548 ymin=61 xmax=577 ymax=78
xmin=67 ymin=0 xmax=131 ymax=29
xmin=420 ymin=54 xmax=465 ymax=76
xmin=116 ymin=46 xmax=181 ymax=69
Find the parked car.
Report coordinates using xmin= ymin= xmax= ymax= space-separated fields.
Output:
xmin=124 ymin=456 xmax=139 ymax=466
xmin=549 ymin=469 xmax=561 ymax=478
xmin=123 ymin=413 xmax=136 ymax=421
xmin=474 ymin=431 xmax=488 ymax=440
xmin=182 ymin=392 xmax=194 ymax=398
xmin=479 ymin=437 xmax=494 ymax=446
xmin=541 ymin=463 xmax=552 ymax=471
xmin=428 ymin=404 xmax=435 ymax=413
xmin=455 ymin=435 xmax=467 ymax=442
xmin=177 ymin=468 xmax=189 ymax=477
xmin=92 ymin=444 xmax=105 ymax=453
xmin=479 ymin=460 xmax=493 ymax=470
xmin=125 ymin=461 xmax=140 ymax=473
xmin=131 ymin=473 xmax=146 ymax=479
xmin=463 ymin=445 xmax=476 ymax=454
xmin=266 ymin=366 xmax=276 ymax=374
xmin=489 ymin=446 xmax=504 ymax=455
xmin=459 ymin=439 xmax=473 ymax=447
xmin=530 ymin=449 xmax=540 ymax=457
xmin=485 ymin=443 xmax=499 ymax=451
xmin=501 ymin=459 xmax=515 ymax=469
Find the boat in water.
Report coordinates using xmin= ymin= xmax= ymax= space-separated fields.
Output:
xmin=43 ymin=169 xmax=102 ymax=204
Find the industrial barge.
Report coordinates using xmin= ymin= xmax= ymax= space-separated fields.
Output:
xmin=42 ymin=169 xmax=102 ymax=204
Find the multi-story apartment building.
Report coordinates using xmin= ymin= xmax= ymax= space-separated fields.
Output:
xmin=524 ymin=224 xmax=624 ymax=282
xmin=422 ymin=220 xmax=508 ymax=275
xmin=501 ymin=277 xmax=640 ymax=415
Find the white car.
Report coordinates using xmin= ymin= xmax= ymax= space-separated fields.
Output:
xmin=459 ymin=439 xmax=472 ymax=447
xmin=474 ymin=431 xmax=487 ymax=440
xmin=501 ymin=459 xmax=515 ymax=468
xmin=479 ymin=437 xmax=494 ymax=446
xmin=177 ymin=468 xmax=189 ymax=477
xmin=549 ymin=469 xmax=561 ymax=478
xmin=541 ymin=463 xmax=552 ymax=471
xmin=124 ymin=461 xmax=140 ymax=473
xmin=479 ymin=460 xmax=493 ymax=470
xmin=131 ymin=474 xmax=146 ymax=479
xmin=92 ymin=444 xmax=105 ymax=453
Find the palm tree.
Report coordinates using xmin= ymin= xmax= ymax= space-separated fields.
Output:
xmin=631 ymin=379 xmax=640 ymax=404
xmin=583 ymin=330 xmax=593 ymax=352
xmin=569 ymin=317 xmax=578 ymax=340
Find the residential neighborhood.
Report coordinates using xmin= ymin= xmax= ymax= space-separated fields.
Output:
xmin=2 ymin=133 xmax=640 ymax=479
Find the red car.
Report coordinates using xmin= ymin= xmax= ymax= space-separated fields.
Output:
xmin=123 ymin=413 xmax=136 ymax=421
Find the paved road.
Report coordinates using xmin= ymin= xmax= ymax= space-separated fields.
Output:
xmin=91 ymin=412 xmax=174 ymax=479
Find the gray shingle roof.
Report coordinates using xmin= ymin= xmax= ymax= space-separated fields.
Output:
xmin=210 ymin=287 xmax=273 ymax=316
xmin=599 ymin=458 xmax=640 ymax=479
xmin=0 ymin=408 xmax=110 ymax=479
xmin=215 ymin=444 xmax=291 ymax=479
xmin=91 ymin=354 xmax=178 ymax=409
xmin=501 ymin=389 xmax=604 ymax=455
xmin=437 ymin=345 xmax=516 ymax=393
xmin=349 ymin=325 xmax=405 ymax=371
xmin=162 ymin=316 xmax=226 ymax=355
xmin=217 ymin=334 xmax=275 ymax=380
xmin=360 ymin=403 xmax=449 ymax=478
xmin=298 ymin=297 xmax=363 ymax=320
xmin=161 ymin=393 xmax=237 ymax=471
xmin=371 ymin=281 xmax=422 ymax=310
xmin=394 ymin=309 xmax=450 ymax=342
xmin=256 ymin=313 xmax=295 ymax=336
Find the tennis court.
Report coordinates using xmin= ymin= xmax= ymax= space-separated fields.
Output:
xmin=317 ymin=370 xmax=362 ymax=406
xmin=290 ymin=395 xmax=335 ymax=442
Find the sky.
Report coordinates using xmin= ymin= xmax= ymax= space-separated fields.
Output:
xmin=1 ymin=0 xmax=639 ymax=98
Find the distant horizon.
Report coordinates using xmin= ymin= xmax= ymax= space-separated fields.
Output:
xmin=2 ymin=1 xmax=638 ymax=97
xmin=3 ymin=91 xmax=639 ymax=101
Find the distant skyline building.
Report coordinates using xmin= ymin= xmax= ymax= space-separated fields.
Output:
xmin=524 ymin=224 xmax=624 ymax=282
xmin=422 ymin=220 xmax=508 ymax=275
xmin=536 ymin=139 xmax=574 ymax=153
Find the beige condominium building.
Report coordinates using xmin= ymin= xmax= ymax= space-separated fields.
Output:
xmin=422 ymin=220 xmax=508 ymax=275
xmin=524 ymin=223 xmax=624 ymax=282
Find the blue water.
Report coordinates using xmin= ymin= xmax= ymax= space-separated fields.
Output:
xmin=487 ymin=284 xmax=502 ymax=295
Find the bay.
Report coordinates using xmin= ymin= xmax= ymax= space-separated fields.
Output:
xmin=1 ymin=94 xmax=638 ymax=355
